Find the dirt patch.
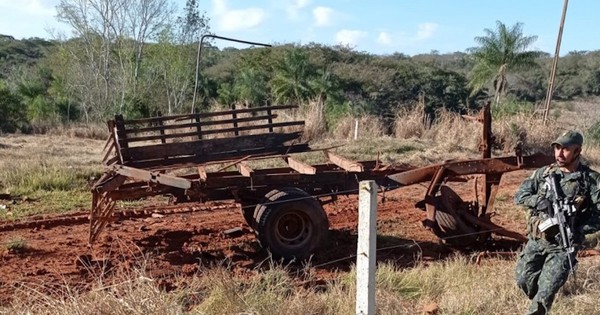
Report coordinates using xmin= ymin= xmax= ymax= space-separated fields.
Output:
xmin=0 ymin=170 xmax=532 ymax=303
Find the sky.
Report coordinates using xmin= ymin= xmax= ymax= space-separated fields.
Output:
xmin=0 ymin=0 xmax=599 ymax=56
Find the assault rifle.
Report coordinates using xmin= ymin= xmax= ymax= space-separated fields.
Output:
xmin=538 ymin=173 xmax=577 ymax=274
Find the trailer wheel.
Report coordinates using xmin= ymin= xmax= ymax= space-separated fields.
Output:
xmin=432 ymin=186 xmax=479 ymax=246
xmin=241 ymin=203 xmax=255 ymax=229
xmin=434 ymin=209 xmax=478 ymax=246
xmin=253 ymin=188 xmax=329 ymax=261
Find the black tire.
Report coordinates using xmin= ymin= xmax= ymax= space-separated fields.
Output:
xmin=241 ymin=202 xmax=255 ymax=229
xmin=242 ymin=190 xmax=282 ymax=229
xmin=253 ymin=188 xmax=329 ymax=261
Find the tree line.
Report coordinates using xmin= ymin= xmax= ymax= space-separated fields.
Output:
xmin=1 ymin=0 xmax=600 ymax=134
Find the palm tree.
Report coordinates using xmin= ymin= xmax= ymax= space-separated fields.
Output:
xmin=468 ymin=21 xmax=543 ymax=104
xmin=270 ymin=48 xmax=314 ymax=104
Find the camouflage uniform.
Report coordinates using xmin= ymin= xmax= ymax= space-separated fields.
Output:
xmin=514 ymin=143 xmax=600 ymax=315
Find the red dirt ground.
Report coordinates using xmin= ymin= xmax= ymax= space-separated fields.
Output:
xmin=0 ymin=170 xmax=533 ymax=303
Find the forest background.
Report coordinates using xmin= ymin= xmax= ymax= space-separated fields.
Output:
xmin=1 ymin=0 xmax=600 ymax=141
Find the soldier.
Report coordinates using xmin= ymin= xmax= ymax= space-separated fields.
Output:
xmin=514 ymin=130 xmax=600 ymax=315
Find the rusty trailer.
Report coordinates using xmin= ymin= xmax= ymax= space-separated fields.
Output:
xmin=91 ymin=104 xmax=406 ymax=260
xmin=91 ymin=103 xmax=552 ymax=260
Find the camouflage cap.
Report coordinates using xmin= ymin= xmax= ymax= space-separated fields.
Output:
xmin=551 ymin=130 xmax=583 ymax=147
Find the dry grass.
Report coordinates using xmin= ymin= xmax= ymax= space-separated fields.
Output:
xmin=3 ymin=255 xmax=600 ymax=315
xmin=1 ymin=98 xmax=600 ymax=314
xmin=332 ymin=115 xmax=386 ymax=140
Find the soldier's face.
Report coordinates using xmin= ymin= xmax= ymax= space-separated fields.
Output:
xmin=554 ymin=144 xmax=581 ymax=167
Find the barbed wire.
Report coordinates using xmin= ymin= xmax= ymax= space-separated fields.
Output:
xmin=311 ymin=226 xmax=513 ymax=268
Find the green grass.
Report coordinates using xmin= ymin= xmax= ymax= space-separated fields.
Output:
xmin=4 ymin=236 xmax=28 ymax=253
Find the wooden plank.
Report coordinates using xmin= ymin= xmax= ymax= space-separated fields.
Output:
xmin=124 ymin=114 xmax=278 ymax=134
xmin=101 ymin=135 xmax=116 ymax=164
xmin=101 ymin=132 xmax=115 ymax=152
xmin=114 ymin=165 xmax=191 ymax=189
xmin=284 ymin=156 xmax=317 ymax=174
xmin=114 ymin=115 xmax=131 ymax=162
xmin=127 ymin=132 xmax=304 ymax=161
xmin=103 ymin=155 xmax=120 ymax=167
xmin=236 ymin=162 xmax=254 ymax=177
xmin=126 ymin=121 xmax=305 ymax=143
xmin=325 ymin=151 xmax=364 ymax=172
xmin=197 ymin=166 xmax=207 ymax=181
xmin=127 ymin=143 xmax=311 ymax=169
xmin=111 ymin=122 xmax=125 ymax=164
xmin=123 ymin=104 xmax=298 ymax=125
xmin=94 ymin=174 xmax=126 ymax=194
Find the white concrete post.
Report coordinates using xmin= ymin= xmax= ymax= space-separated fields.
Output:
xmin=356 ymin=180 xmax=377 ymax=315
xmin=354 ymin=119 xmax=359 ymax=140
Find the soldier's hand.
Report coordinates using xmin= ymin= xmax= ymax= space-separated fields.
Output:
xmin=536 ymin=198 xmax=551 ymax=212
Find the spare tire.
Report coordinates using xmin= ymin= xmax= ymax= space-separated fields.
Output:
xmin=253 ymin=188 xmax=329 ymax=261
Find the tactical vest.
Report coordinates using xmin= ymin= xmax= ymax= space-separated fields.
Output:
xmin=528 ymin=164 xmax=591 ymax=240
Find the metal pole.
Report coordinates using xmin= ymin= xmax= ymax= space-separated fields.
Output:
xmin=191 ymin=35 xmax=272 ymax=114
xmin=542 ymin=0 xmax=569 ymax=125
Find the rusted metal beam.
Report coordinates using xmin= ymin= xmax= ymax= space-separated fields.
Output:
xmin=388 ymin=153 xmax=554 ymax=186
xmin=325 ymin=150 xmax=364 ymax=172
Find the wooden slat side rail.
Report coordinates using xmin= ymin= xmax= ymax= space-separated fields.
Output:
xmin=284 ymin=156 xmax=317 ymax=174
xmin=126 ymin=131 xmax=304 ymax=161
xmin=325 ymin=150 xmax=365 ymax=172
xmin=128 ymin=143 xmax=310 ymax=170
xmin=124 ymin=114 xmax=279 ymax=134
xmin=122 ymin=104 xmax=299 ymax=125
xmin=114 ymin=165 xmax=192 ymax=189
xmin=114 ymin=115 xmax=132 ymax=162
xmin=125 ymin=121 xmax=305 ymax=143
